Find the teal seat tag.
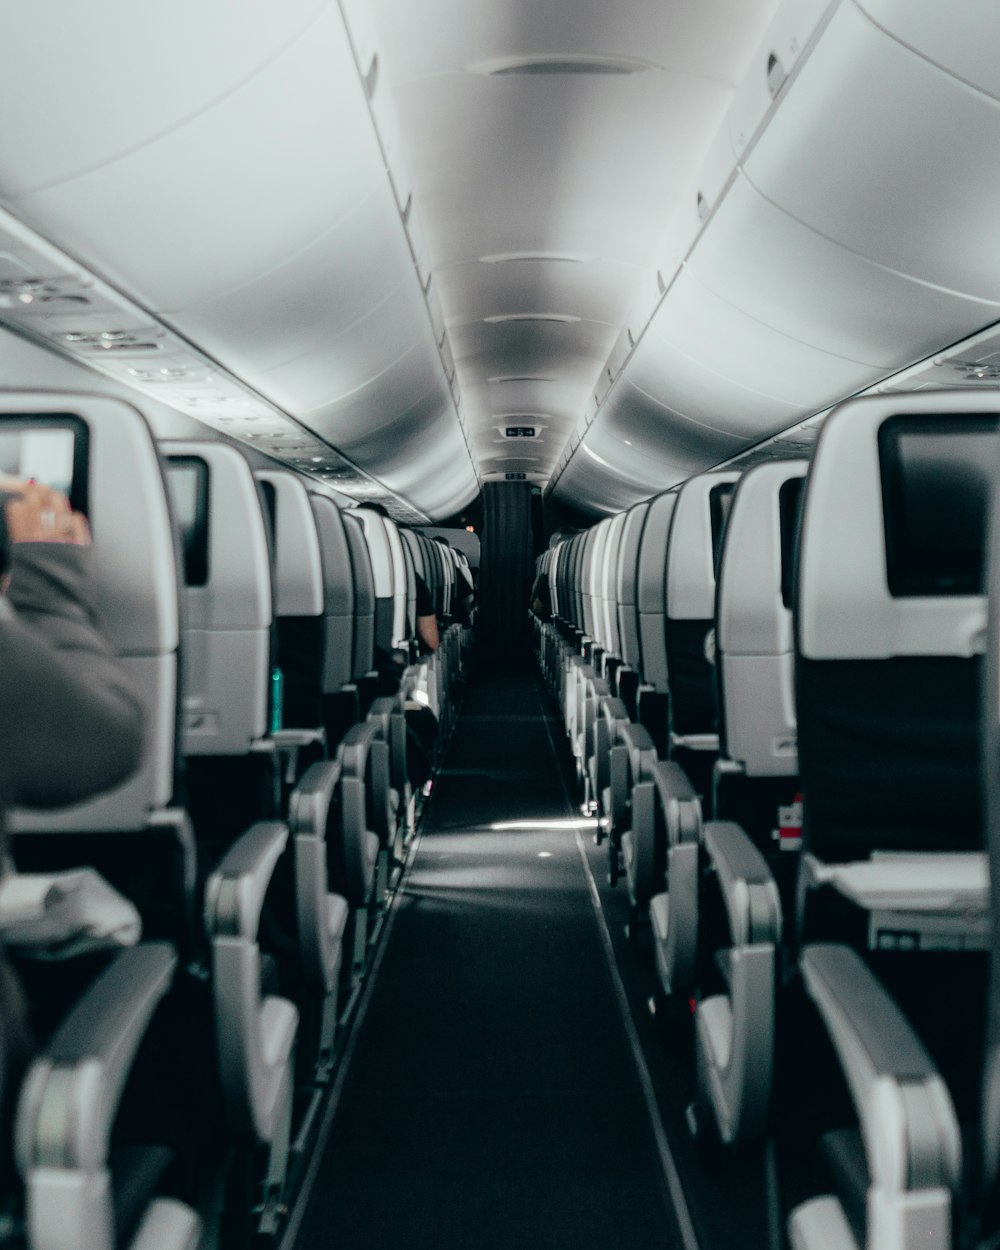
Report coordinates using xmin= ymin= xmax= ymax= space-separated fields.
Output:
xmin=271 ymin=666 xmax=284 ymax=734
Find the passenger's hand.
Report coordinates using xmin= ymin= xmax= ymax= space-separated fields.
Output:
xmin=0 ymin=478 xmax=90 ymax=546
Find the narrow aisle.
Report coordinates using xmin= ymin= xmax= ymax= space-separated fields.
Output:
xmin=292 ymin=657 xmax=687 ymax=1249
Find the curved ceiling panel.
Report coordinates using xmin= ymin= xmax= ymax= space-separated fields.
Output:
xmin=600 ymin=377 xmax=749 ymax=467
xmin=623 ymin=265 xmax=884 ymax=446
xmin=369 ymin=0 xmax=784 ymax=504
xmin=687 ymin=174 xmax=1000 ymax=369
xmin=855 ymin=0 xmax=1000 ymax=103
xmin=552 ymin=434 xmax=689 ymax=517
xmin=237 ymin=274 xmax=424 ymax=412
xmin=8 ymin=8 xmax=380 ymax=311
xmin=742 ymin=2 xmax=1000 ymax=303
xmin=388 ymin=72 xmax=735 ymax=271
xmin=440 ymin=256 xmax=637 ymax=328
xmin=0 ymin=2 xmax=477 ymax=519
xmin=166 ymin=186 xmax=404 ymax=375
xmin=449 ymin=317 xmax=613 ymax=367
xmin=0 ymin=2 xmax=330 ymax=197
xmin=553 ymin=0 xmax=1000 ymax=516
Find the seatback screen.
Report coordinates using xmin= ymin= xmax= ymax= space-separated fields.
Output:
xmin=0 ymin=417 xmax=87 ymax=513
xmin=880 ymin=414 xmax=999 ymax=597
xmin=165 ymin=457 xmax=210 ymax=587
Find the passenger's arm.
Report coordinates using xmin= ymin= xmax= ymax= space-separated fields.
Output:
xmin=417 ymin=610 xmax=440 ymax=653
xmin=1 ymin=542 xmax=145 ymax=809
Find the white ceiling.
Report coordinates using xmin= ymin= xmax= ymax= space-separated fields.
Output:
xmin=0 ymin=0 xmax=998 ymax=520
xmin=367 ymin=0 xmax=785 ymax=487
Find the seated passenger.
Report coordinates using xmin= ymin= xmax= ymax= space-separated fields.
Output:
xmin=530 ymin=570 xmax=551 ymax=622
xmin=0 ymin=478 xmax=145 ymax=822
xmin=415 ymin=564 xmax=439 ymax=653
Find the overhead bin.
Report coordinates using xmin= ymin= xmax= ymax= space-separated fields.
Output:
xmin=553 ymin=0 xmax=1000 ymax=515
xmin=742 ymin=2 xmax=1000 ymax=303
xmin=853 ymin=0 xmax=1000 ymax=103
xmin=688 ymin=174 xmax=1000 ymax=370
xmin=0 ymin=2 xmax=476 ymax=519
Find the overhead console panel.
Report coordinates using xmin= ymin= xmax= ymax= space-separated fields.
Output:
xmin=0 ymin=1 xmax=478 ymax=520
xmin=551 ymin=0 xmax=1000 ymax=515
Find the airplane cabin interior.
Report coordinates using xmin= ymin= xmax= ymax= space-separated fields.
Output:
xmin=0 ymin=3 xmax=999 ymax=1249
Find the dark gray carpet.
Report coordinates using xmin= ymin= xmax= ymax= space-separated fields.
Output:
xmin=293 ymin=664 xmax=686 ymax=1249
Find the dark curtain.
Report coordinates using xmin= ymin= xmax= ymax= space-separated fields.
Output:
xmin=478 ymin=482 xmax=534 ymax=655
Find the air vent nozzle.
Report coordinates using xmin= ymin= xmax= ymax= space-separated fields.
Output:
xmin=767 ymin=52 xmax=787 ymax=99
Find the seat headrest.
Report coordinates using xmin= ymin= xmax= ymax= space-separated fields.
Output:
xmin=163 ymin=443 xmax=272 ymax=632
xmin=355 ymin=510 xmax=407 ymax=648
xmin=797 ymin=393 xmax=998 ymax=660
xmin=636 ymin=493 xmax=676 ymax=616
xmin=2 ymin=393 xmax=179 ymax=829
xmin=667 ymin=471 xmax=741 ymax=621
xmin=600 ymin=510 xmax=627 ymax=655
xmin=584 ymin=521 xmax=610 ymax=642
xmin=163 ymin=441 xmax=272 ymax=754
xmin=255 ymin=470 xmax=324 ymax=619
xmin=616 ymin=501 xmax=650 ymax=668
xmin=0 ymin=393 xmax=178 ymax=655
xmin=718 ymin=460 xmax=808 ymax=658
xmin=309 ymin=494 xmax=356 ymax=690
xmin=402 ymin=529 xmax=425 ymax=581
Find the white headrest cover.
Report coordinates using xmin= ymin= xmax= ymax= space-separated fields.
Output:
xmin=718 ymin=460 xmax=808 ymax=658
xmin=255 ymin=470 xmax=324 ymax=618
xmin=637 ymin=493 xmax=676 ymax=615
xmin=798 ymin=392 xmax=996 ymax=660
xmin=667 ymin=471 xmax=741 ymax=621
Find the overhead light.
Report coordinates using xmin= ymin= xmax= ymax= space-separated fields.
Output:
xmin=479 ymin=251 xmax=588 ymax=265
xmin=483 ymin=313 xmax=580 ymax=324
xmin=468 ymin=53 xmax=657 ymax=77
xmin=488 ymin=374 xmax=555 ymax=383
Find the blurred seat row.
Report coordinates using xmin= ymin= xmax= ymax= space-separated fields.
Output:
xmin=535 ymin=389 xmax=1000 ymax=1250
xmin=0 ymin=392 xmax=473 ymax=1250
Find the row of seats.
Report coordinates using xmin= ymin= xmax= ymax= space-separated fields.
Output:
xmin=535 ymin=389 xmax=1000 ymax=1250
xmin=0 ymin=392 xmax=473 ymax=1250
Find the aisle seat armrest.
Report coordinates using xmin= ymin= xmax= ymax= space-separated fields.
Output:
xmin=16 ymin=943 xmax=177 ymax=1173
xmin=205 ymin=821 xmax=290 ymax=941
xmin=703 ymin=821 xmax=781 ymax=947
xmin=289 ymin=760 xmax=345 ymax=985
xmin=799 ymin=944 xmax=962 ymax=1197
xmin=621 ymin=722 xmax=657 ymax=781
xmin=650 ymin=761 xmax=702 ymax=847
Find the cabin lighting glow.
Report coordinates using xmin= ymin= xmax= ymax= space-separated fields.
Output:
xmin=582 ymin=444 xmax=617 ymax=471
xmin=490 ymin=818 xmax=598 ymax=831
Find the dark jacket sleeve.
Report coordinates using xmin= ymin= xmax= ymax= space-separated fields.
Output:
xmin=0 ymin=544 xmax=146 ymax=810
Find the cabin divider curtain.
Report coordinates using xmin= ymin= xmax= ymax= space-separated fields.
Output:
xmin=478 ymin=481 xmax=534 ymax=655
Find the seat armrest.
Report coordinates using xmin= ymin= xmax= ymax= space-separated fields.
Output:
xmin=339 ymin=720 xmax=378 ymax=777
xmin=204 ymin=821 xmax=289 ymax=941
xmin=288 ymin=755 xmax=345 ymax=835
xmin=703 ymin=821 xmax=781 ymax=946
xmin=799 ymin=944 xmax=962 ymax=1196
xmin=621 ymin=721 xmax=655 ymax=756
xmin=288 ymin=759 xmax=342 ymax=839
xmin=649 ymin=761 xmax=702 ymax=846
xmin=271 ymin=728 xmax=326 ymax=750
xmin=16 ymin=943 xmax=176 ymax=1173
